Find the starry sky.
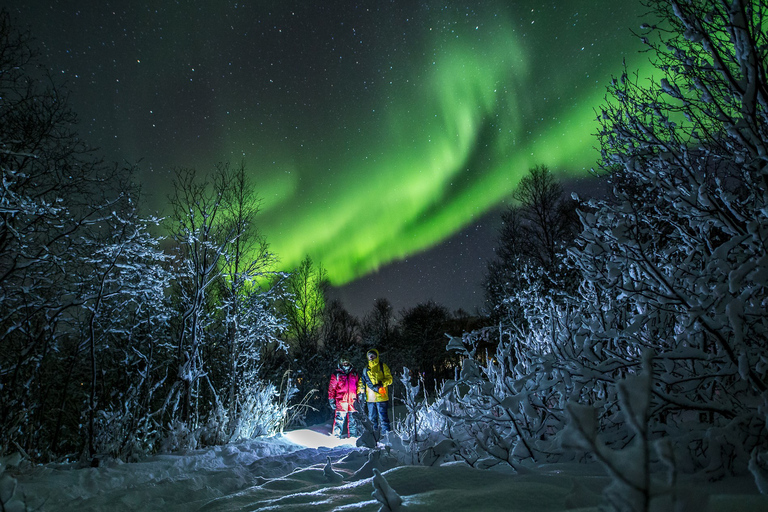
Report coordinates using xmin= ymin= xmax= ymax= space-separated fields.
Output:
xmin=10 ymin=1 xmax=652 ymax=318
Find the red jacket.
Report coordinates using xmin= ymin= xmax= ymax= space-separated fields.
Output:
xmin=328 ymin=367 xmax=363 ymax=412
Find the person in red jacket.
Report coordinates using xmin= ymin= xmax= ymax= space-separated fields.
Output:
xmin=327 ymin=355 xmax=363 ymax=438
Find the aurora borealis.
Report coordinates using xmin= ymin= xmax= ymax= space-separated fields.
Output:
xmin=11 ymin=1 xmax=652 ymax=314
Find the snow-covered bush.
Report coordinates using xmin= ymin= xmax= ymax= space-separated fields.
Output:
xmin=391 ymin=367 xmax=455 ymax=466
xmin=564 ymin=350 xmax=659 ymax=512
xmin=433 ymin=296 xmax=592 ymax=469
xmin=92 ymin=374 xmax=166 ymax=461
xmin=159 ymin=420 xmax=201 ymax=454
xmin=229 ymin=376 xmax=299 ymax=440
xmin=402 ymin=282 xmax=658 ymax=472
xmin=572 ymin=0 xmax=768 ymax=476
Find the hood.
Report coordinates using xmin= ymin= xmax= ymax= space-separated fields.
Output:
xmin=366 ymin=349 xmax=380 ymax=367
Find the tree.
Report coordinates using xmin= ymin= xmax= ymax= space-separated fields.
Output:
xmin=213 ymin=161 xmax=284 ymax=438
xmin=361 ymin=298 xmax=396 ymax=349
xmin=76 ymin=209 xmax=174 ymax=459
xmin=484 ymin=165 xmax=580 ymax=323
xmin=395 ymin=301 xmax=454 ymax=390
xmin=165 ymin=166 xmax=239 ymax=428
xmin=279 ymin=255 xmax=328 ymax=422
xmin=281 ymin=254 xmax=327 ymax=354
xmin=321 ymin=299 xmax=361 ymax=356
xmin=0 ymin=10 xmax=137 ymax=458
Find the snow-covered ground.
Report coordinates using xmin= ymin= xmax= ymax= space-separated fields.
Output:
xmin=3 ymin=423 xmax=767 ymax=511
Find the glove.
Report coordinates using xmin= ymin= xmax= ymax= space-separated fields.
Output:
xmin=329 ymin=399 xmax=336 ymax=411
xmin=372 ymin=384 xmax=382 ymax=393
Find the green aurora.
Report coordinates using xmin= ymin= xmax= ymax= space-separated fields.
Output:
xmin=13 ymin=1 xmax=656 ymax=288
xmin=232 ymin=3 xmax=655 ymax=285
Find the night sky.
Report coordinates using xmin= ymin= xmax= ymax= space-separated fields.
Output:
xmin=9 ymin=1 xmax=651 ymax=318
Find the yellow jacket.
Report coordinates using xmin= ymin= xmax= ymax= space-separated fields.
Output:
xmin=362 ymin=349 xmax=393 ymax=403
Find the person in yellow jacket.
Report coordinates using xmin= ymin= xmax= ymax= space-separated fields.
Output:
xmin=361 ymin=348 xmax=393 ymax=434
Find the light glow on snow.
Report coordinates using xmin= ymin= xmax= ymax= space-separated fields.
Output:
xmin=282 ymin=428 xmax=359 ymax=450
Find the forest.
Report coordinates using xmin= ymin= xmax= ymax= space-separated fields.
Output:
xmin=2 ymin=1 xmax=768 ymax=510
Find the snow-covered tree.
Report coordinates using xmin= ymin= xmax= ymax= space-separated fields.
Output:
xmin=0 ymin=10 xmax=139 ymax=459
xmin=165 ymin=165 xmax=242 ymax=431
xmin=73 ymin=208 xmax=173 ymax=454
xmin=213 ymin=161 xmax=287 ymax=440
xmin=162 ymin=161 xmax=294 ymax=447
xmin=484 ymin=165 xmax=581 ymax=323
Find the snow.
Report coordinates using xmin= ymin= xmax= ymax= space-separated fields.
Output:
xmin=4 ymin=422 xmax=766 ymax=512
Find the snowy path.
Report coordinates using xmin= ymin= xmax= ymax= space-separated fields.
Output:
xmin=12 ymin=426 xmax=360 ymax=511
xmin=7 ymin=424 xmax=768 ymax=511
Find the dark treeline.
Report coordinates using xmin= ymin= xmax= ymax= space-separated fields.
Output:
xmin=282 ymin=287 xmax=491 ymax=426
